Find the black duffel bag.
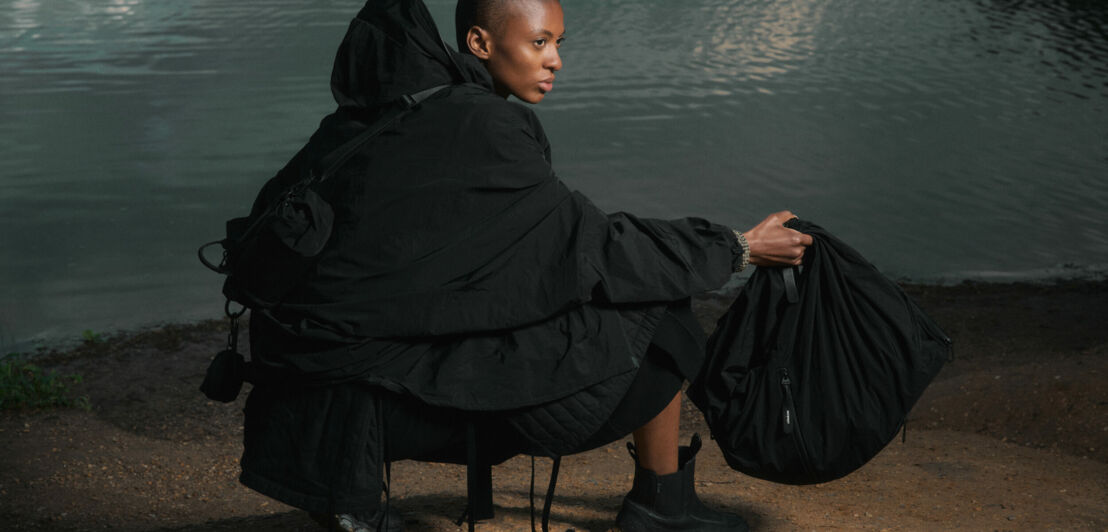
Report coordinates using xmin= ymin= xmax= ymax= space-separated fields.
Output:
xmin=687 ymin=218 xmax=953 ymax=484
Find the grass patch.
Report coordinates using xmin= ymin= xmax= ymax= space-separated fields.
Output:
xmin=81 ymin=329 xmax=104 ymax=345
xmin=1 ymin=353 xmax=90 ymax=411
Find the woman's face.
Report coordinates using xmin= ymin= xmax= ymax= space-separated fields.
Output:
xmin=471 ymin=0 xmax=565 ymax=104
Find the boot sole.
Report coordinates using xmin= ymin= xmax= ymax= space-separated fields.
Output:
xmin=616 ymin=498 xmax=746 ymax=531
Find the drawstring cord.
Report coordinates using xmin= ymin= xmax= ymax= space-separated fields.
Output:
xmin=376 ymin=395 xmax=391 ymax=532
xmin=442 ymin=429 xmax=564 ymax=532
xmin=541 ymin=456 xmax=561 ymax=532
xmin=529 ymin=457 xmax=536 ymax=531
xmin=530 ymin=456 xmax=561 ymax=532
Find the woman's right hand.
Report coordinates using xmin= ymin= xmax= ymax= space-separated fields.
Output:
xmin=742 ymin=211 xmax=813 ymax=267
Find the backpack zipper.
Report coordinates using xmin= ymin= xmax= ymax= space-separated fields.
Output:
xmin=780 ymin=368 xmax=814 ymax=476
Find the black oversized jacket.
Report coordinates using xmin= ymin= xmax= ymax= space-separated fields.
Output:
xmin=239 ymin=0 xmax=743 ymax=513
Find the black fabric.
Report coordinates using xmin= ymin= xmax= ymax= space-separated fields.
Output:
xmin=216 ymin=87 xmax=448 ymax=312
xmin=504 ymin=299 xmax=702 ymax=457
xmin=239 ymin=303 xmax=699 ymax=514
xmin=241 ymin=382 xmax=384 ymax=514
xmin=687 ymin=219 xmax=953 ymax=485
xmin=241 ymin=0 xmax=742 ymax=410
xmin=378 ymin=331 xmax=690 ymax=464
xmin=236 ymin=0 xmax=743 ymax=513
xmin=568 ymin=343 xmax=685 ymax=453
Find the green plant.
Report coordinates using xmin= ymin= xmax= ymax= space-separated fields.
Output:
xmin=0 ymin=353 xmax=90 ymax=411
xmin=81 ymin=329 xmax=103 ymax=345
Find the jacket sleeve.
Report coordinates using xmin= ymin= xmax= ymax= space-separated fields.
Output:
xmin=572 ymin=191 xmax=743 ymax=304
xmin=485 ymin=98 xmax=744 ymax=308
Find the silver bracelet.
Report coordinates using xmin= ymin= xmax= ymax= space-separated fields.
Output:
xmin=732 ymin=229 xmax=750 ymax=272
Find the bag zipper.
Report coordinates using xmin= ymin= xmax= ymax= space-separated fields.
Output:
xmin=780 ymin=368 xmax=814 ymax=476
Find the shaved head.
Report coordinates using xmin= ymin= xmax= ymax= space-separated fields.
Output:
xmin=455 ymin=0 xmax=559 ymax=54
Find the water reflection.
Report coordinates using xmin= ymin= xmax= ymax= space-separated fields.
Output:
xmin=691 ymin=0 xmax=824 ymax=90
xmin=539 ymin=0 xmax=1107 ymax=288
xmin=974 ymin=0 xmax=1108 ymax=102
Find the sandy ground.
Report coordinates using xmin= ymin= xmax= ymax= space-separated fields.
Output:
xmin=1 ymin=280 xmax=1105 ymax=531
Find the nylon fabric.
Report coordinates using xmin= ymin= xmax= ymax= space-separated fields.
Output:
xmin=236 ymin=0 xmax=744 ymax=515
xmin=241 ymin=0 xmax=742 ymax=410
xmin=687 ymin=219 xmax=953 ymax=484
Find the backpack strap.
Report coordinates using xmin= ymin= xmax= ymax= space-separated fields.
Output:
xmin=455 ymin=421 xmax=495 ymax=531
xmin=312 ymin=84 xmax=451 ymax=183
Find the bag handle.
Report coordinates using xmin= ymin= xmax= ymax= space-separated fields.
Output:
xmin=198 ymin=240 xmax=227 ymax=273
xmin=783 ymin=265 xmax=801 ymax=303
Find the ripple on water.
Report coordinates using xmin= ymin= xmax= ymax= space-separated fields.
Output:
xmin=1 ymin=0 xmax=1106 ymax=346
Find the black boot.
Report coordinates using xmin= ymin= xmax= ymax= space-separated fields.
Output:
xmin=310 ymin=504 xmax=405 ymax=532
xmin=616 ymin=434 xmax=749 ymax=531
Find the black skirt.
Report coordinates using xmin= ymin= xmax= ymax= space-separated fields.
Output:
xmin=377 ymin=297 xmax=707 ymax=463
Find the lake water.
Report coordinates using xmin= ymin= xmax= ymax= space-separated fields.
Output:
xmin=1 ymin=0 xmax=1106 ymax=350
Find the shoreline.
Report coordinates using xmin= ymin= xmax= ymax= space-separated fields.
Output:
xmin=8 ymin=277 xmax=1107 ymax=359
xmin=1 ymin=278 xmax=1105 ymax=530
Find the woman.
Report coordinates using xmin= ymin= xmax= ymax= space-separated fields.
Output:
xmin=237 ymin=0 xmax=811 ymax=530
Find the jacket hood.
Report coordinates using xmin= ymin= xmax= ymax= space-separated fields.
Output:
xmin=330 ymin=0 xmax=493 ymax=109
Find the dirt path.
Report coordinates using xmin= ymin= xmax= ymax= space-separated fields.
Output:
xmin=2 ymin=281 xmax=1106 ymax=531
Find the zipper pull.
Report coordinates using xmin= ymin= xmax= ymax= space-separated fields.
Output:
xmin=781 ymin=372 xmax=794 ymax=434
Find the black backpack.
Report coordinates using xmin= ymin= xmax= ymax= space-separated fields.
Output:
xmin=197 ymin=85 xmax=449 ymax=310
xmin=687 ymin=219 xmax=952 ymax=484
xmin=195 ymin=85 xmax=448 ymax=403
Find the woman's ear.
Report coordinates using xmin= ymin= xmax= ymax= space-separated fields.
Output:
xmin=466 ymin=26 xmax=493 ymax=60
